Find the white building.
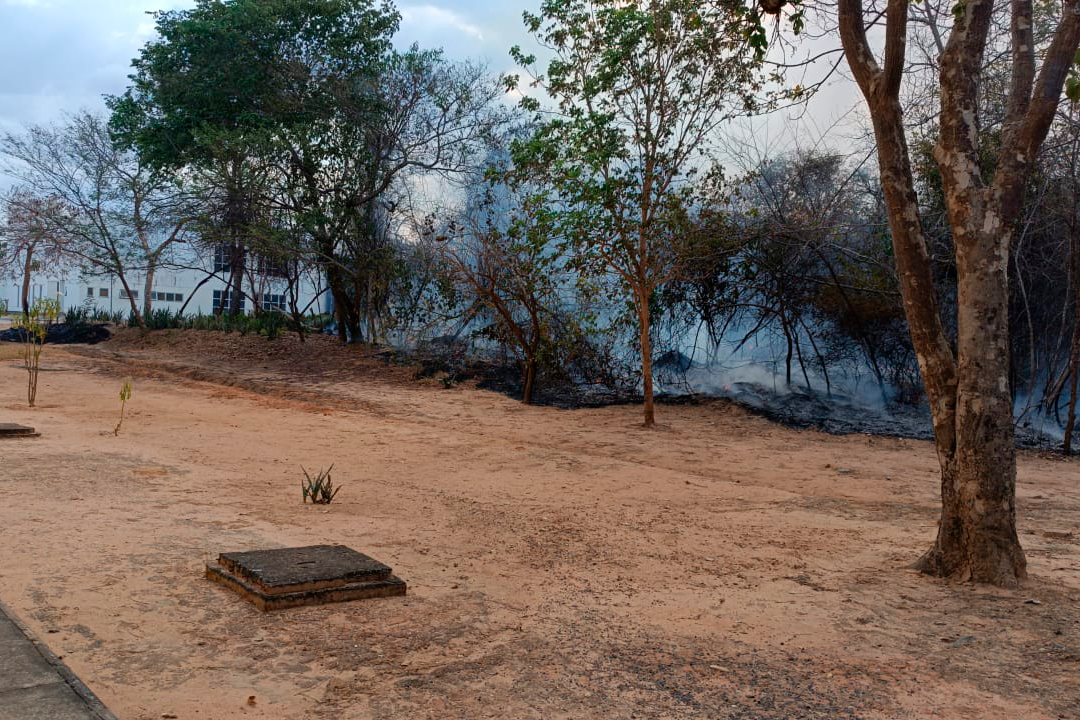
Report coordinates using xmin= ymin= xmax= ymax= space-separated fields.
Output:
xmin=2 ymin=247 xmax=329 ymax=320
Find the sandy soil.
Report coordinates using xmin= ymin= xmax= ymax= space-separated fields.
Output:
xmin=0 ymin=330 xmax=1078 ymax=720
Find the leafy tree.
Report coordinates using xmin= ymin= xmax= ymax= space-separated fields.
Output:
xmin=110 ymin=0 xmax=398 ymax=318
xmin=509 ymin=0 xmax=764 ymax=426
xmin=111 ymin=0 xmax=505 ymax=338
xmin=275 ymin=46 xmax=507 ymax=343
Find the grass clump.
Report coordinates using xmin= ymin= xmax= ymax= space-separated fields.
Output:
xmin=301 ymin=465 xmax=342 ymax=504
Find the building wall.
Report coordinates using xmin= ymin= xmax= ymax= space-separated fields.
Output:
xmin=2 ymin=265 xmax=328 ymax=319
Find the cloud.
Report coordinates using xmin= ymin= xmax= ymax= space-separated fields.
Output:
xmin=0 ymin=0 xmax=524 ymax=144
xmin=400 ymin=3 xmax=484 ymax=42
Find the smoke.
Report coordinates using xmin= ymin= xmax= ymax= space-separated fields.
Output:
xmin=657 ymin=318 xmax=891 ymax=407
xmin=653 ymin=320 xmax=1070 ymax=449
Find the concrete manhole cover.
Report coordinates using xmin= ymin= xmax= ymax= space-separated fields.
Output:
xmin=0 ymin=423 xmax=39 ymax=438
xmin=206 ymin=544 xmax=406 ymax=611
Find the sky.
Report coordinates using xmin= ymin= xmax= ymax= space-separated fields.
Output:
xmin=0 ymin=0 xmax=534 ymax=135
xmin=0 ymin=0 xmax=865 ymax=161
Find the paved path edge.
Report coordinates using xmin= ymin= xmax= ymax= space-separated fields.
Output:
xmin=0 ymin=597 xmax=118 ymax=720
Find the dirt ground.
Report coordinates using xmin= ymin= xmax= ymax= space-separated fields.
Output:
xmin=0 ymin=330 xmax=1078 ymax=720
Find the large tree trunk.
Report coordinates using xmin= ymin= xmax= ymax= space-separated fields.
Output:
xmin=917 ymin=225 xmax=1026 ymax=583
xmin=117 ymin=273 xmax=144 ymax=328
xmin=316 ymin=232 xmax=362 ymax=344
xmin=836 ymin=0 xmax=1080 ymax=585
xmin=838 ymin=0 xmax=1034 ymax=586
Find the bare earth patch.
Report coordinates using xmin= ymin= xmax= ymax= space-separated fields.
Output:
xmin=0 ymin=329 xmax=1077 ymax=719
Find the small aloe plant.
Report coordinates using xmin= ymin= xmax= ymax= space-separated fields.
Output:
xmin=301 ymin=465 xmax=341 ymax=504
xmin=114 ymin=380 xmax=133 ymax=436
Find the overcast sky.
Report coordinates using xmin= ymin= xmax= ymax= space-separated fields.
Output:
xmin=0 ymin=0 xmax=864 ymax=160
xmin=0 ymin=0 xmax=536 ymax=135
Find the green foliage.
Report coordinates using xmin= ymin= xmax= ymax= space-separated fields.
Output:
xmin=437 ymin=161 xmax=614 ymax=403
xmin=259 ymin=310 xmax=286 ymax=340
xmin=508 ymin=0 xmax=767 ymax=421
xmin=85 ymin=307 xmax=116 ymax=324
xmin=145 ymin=308 xmax=187 ymax=330
xmin=114 ymin=380 xmax=133 ymax=436
xmin=109 ymin=0 xmax=401 ymax=170
xmin=1067 ymin=49 xmax=1080 ymax=102
xmin=12 ymin=297 xmax=60 ymax=407
xmin=65 ymin=305 xmax=90 ymax=326
xmin=301 ymin=465 xmax=341 ymax=504
xmin=111 ymin=0 xmax=507 ymax=346
xmin=117 ymin=306 xmax=309 ymax=339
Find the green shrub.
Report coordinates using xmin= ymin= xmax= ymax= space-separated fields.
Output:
xmin=65 ymin=305 xmax=90 ymax=326
xmin=146 ymin=308 xmax=188 ymax=330
xmin=257 ymin=311 xmax=288 ymax=340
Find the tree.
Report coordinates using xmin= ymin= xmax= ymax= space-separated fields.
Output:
xmin=723 ymin=150 xmax=901 ymax=400
xmin=0 ymin=189 xmax=70 ymax=318
xmin=436 ymin=171 xmax=570 ymax=404
xmin=110 ymin=0 xmax=401 ymax=322
xmin=111 ymin=0 xmax=506 ymax=338
xmin=282 ymin=48 xmax=507 ymax=343
xmin=510 ymin=0 xmax=763 ymax=426
xmin=13 ymin=297 xmax=60 ymax=407
xmin=1 ymin=112 xmax=191 ymax=326
xmin=835 ymin=0 xmax=1080 ymax=584
xmin=1054 ymin=106 xmax=1080 ymax=454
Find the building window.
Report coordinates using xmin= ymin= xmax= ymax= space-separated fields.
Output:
xmin=119 ymin=289 xmax=139 ymax=300
xmin=86 ymin=287 xmax=94 ymax=298
xmin=99 ymin=288 xmax=109 ymax=298
xmin=213 ymin=246 xmax=232 ymax=275
xmin=262 ymin=293 xmax=287 ymax=311
xmin=255 ymin=255 xmax=289 ymax=279
xmin=154 ymin=292 xmax=184 ymax=303
xmin=212 ymin=290 xmax=245 ymax=312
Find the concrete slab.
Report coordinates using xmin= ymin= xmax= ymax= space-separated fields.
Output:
xmin=0 ymin=600 xmax=115 ymax=720
xmin=0 ymin=683 xmax=100 ymax=720
xmin=0 ymin=620 xmax=59 ymax=693
xmin=207 ymin=544 xmax=406 ymax=611
xmin=218 ymin=544 xmax=392 ymax=593
xmin=0 ymin=423 xmax=39 ymax=438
